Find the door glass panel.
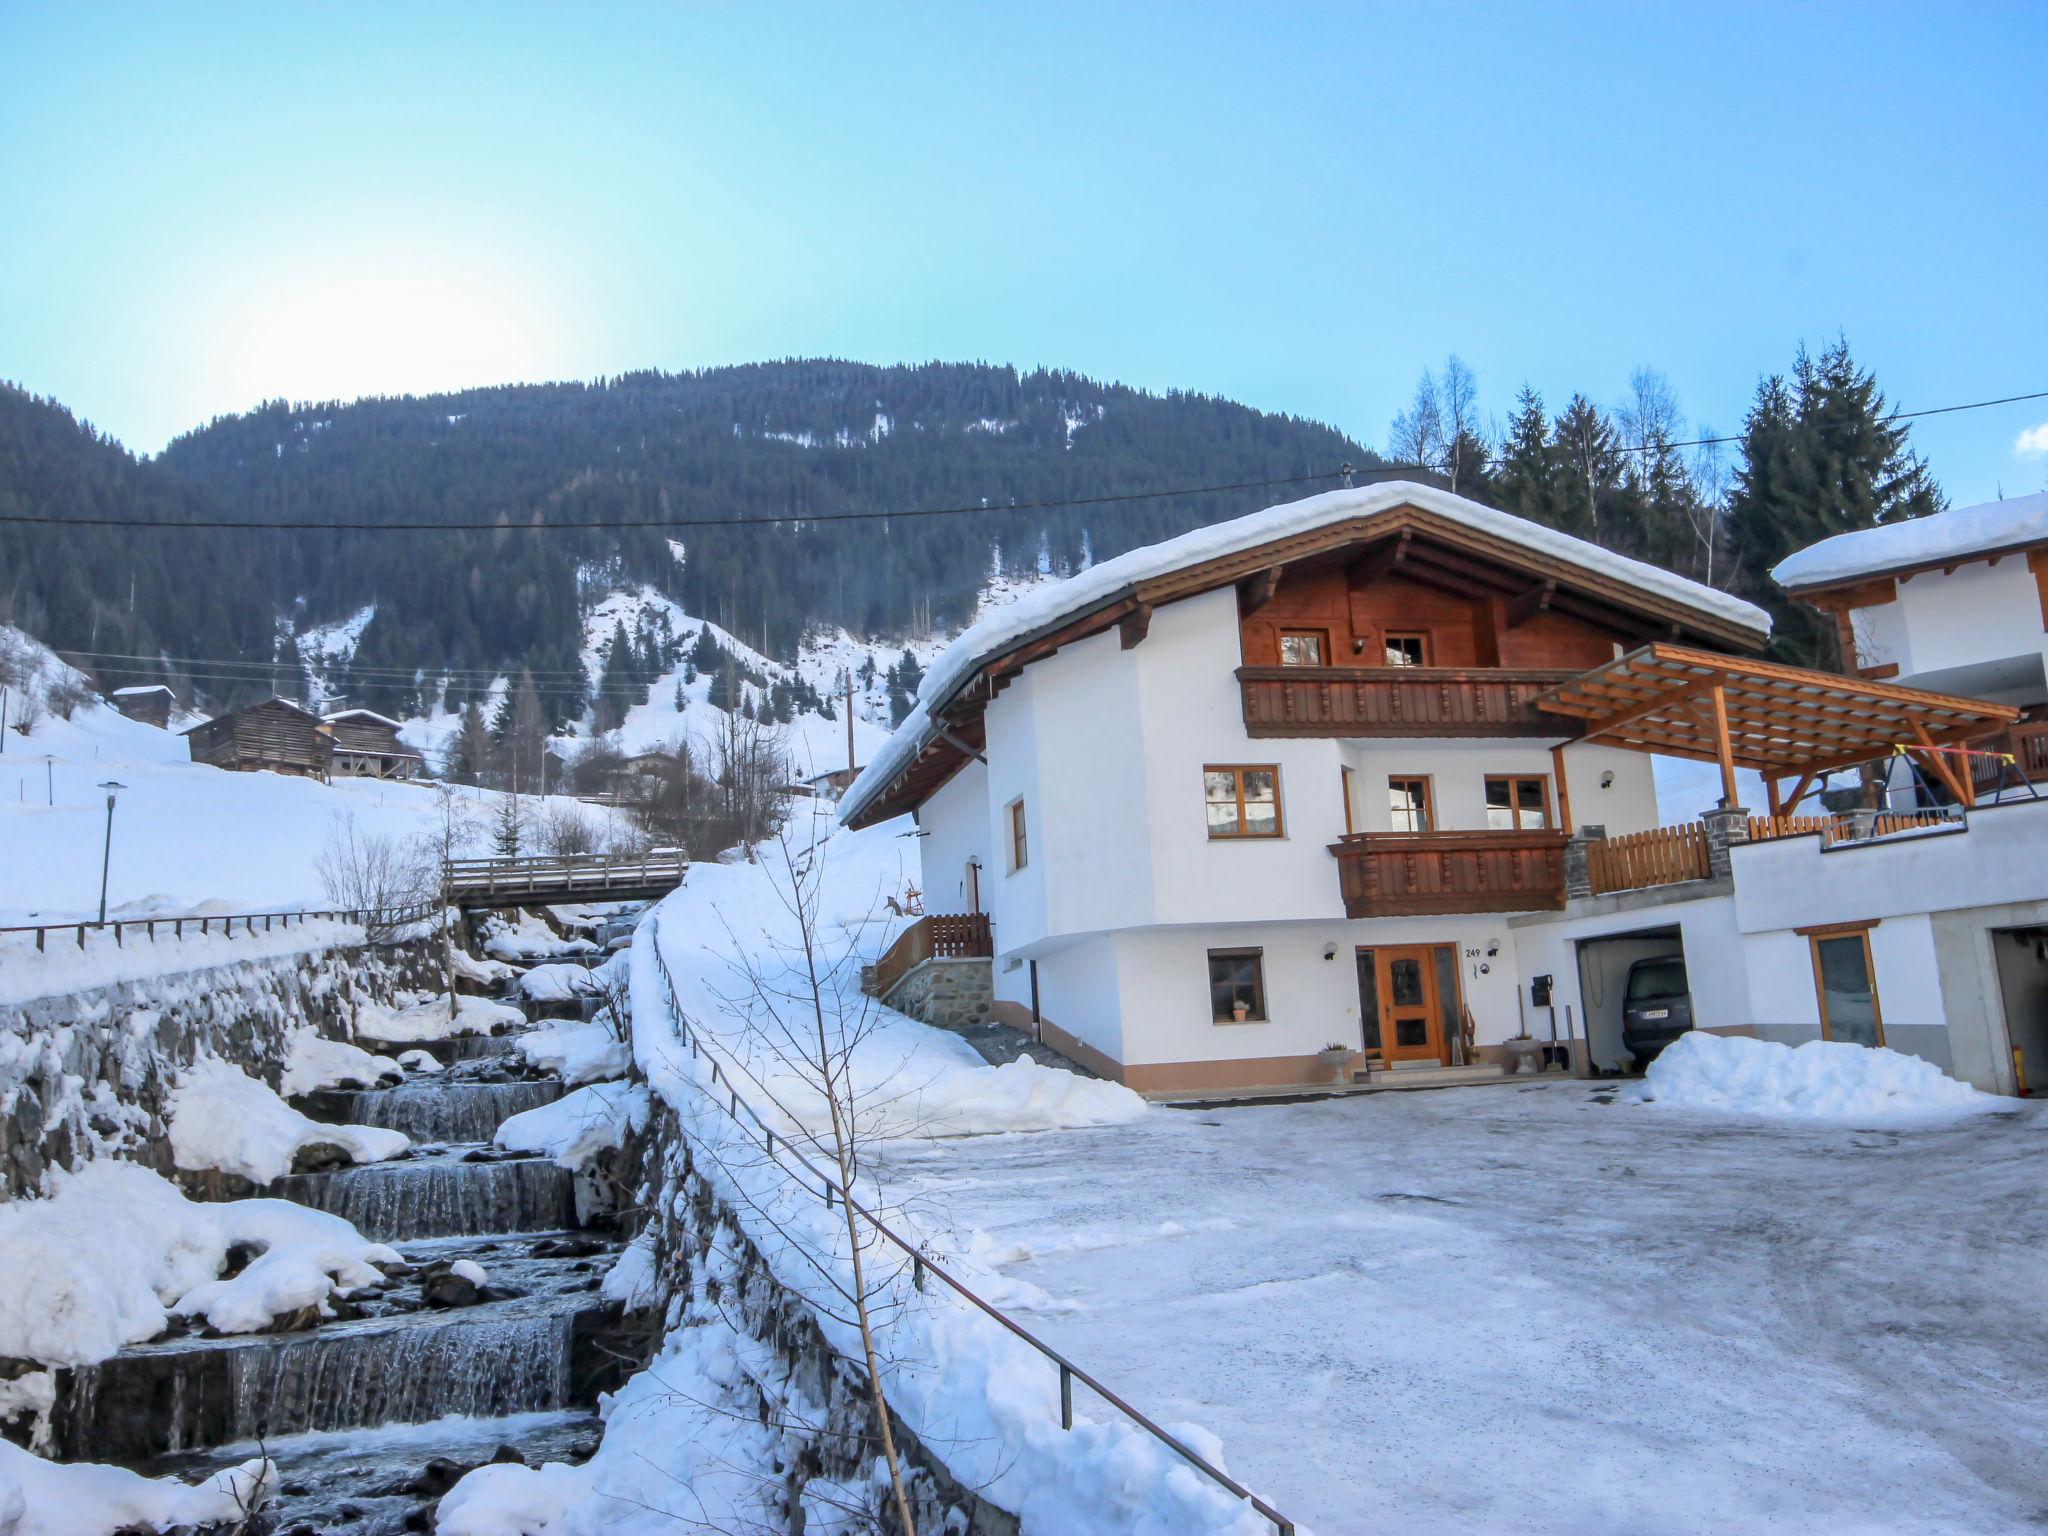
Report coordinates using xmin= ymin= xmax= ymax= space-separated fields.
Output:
xmin=1388 ymin=957 xmax=1425 ymax=1007
xmin=1395 ymin=1014 xmax=1430 ymax=1047
xmin=1817 ymin=936 xmax=1880 ymax=1046
xmin=1434 ymin=946 xmax=1461 ymax=1063
xmin=1356 ymin=950 xmax=1380 ymax=1053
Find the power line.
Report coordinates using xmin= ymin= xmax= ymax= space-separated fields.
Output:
xmin=2 ymin=385 xmax=2042 ymax=535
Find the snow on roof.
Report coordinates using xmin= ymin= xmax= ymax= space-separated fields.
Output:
xmin=110 ymin=685 xmax=174 ymax=697
xmin=322 ymin=708 xmax=404 ymax=728
xmin=1772 ymin=491 xmax=2048 ymax=591
xmin=841 ymin=481 xmax=1771 ymax=825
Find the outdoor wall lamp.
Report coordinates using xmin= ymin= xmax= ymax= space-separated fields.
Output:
xmin=1322 ymin=943 xmax=1338 ymax=960
xmin=1600 ymin=770 xmax=1616 ymax=788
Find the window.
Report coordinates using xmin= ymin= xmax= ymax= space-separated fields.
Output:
xmin=1007 ymin=798 xmax=1028 ymax=872
xmin=1279 ymin=630 xmax=1327 ymax=667
xmin=1484 ymin=774 xmax=1552 ymax=830
xmin=1807 ymin=925 xmax=1884 ymax=1047
xmin=1387 ymin=776 xmax=1433 ymax=833
xmin=1383 ymin=632 xmax=1429 ymax=667
xmin=1208 ymin=948 xmax=1267 ymax=1022
xmin=1204 ymin=765 xmax=1283 ymax=839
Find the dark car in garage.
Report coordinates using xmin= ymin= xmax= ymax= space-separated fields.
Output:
xmin=1622 ymin=955 xmax=1693 ymax=1065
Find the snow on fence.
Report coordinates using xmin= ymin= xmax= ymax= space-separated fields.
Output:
xmin=643 ymin=916 xmax=1297 ymax=1536
xmin=0 ymin=901 xmax=438 ymax=955
xmin=1587 ymin=823 xmax=1711 ymax=895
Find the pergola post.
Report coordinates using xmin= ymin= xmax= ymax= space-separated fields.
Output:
xmin=1708 ymin=683 xmax=1738 ymax=809
xmin=1550 ymin=743 xmax=1574 ymax=835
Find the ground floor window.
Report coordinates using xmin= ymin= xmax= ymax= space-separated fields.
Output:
xmin=1806 ymin=925 xmax=1884 ymax=1046
xmin=1208 ymin=948 xmax=1267 ymax=1023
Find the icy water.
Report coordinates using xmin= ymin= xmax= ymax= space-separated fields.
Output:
xmin=54 ymin=952 xmax=641 ymax=1525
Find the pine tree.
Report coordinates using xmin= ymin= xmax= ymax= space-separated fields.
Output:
xmin=448 ymin=699 xmax=493 ymax=783
xmin=594 ymin=621 xmax=639 ymax=732
xmin=492 ymin=789 xmax=524 ymax=858
xmin=1488 ymin=387 xmax=1561 ymax=528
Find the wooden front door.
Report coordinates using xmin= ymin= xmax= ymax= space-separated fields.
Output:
xmin=1376 ymin=945 xmax=1444 ymax=1065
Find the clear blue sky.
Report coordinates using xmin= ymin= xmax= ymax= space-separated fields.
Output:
xmin=3 ymin=0 xmax=2044 ymax=504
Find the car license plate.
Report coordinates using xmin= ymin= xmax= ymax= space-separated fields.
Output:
xmin=1640 ymin=1008 xmax=1670 ymax=1020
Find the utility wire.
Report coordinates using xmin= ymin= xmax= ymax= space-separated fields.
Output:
xmin=4 ymin=386 xmax=2042 ymax=535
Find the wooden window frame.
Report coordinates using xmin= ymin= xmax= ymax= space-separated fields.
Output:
xmin=1483 ymin=773 xmax=1555 ymax=831
xmin=1382 ymin=630 xmax=1431 ymax=668
xmin=1278 ymin=628 xmax=1331 ymax=667
xmin=1006 ymin=797 xmax=1028 ymax=874
xmin=1207 ymin=947 xmax=1268 ymax=1024
xmin=1803 ymin=922 xmax=1886 ymax=1047
xmin=1386 ymin=774 xmax=1435 ymax=834
xmin=1204 ymin=764 xmax=1285 ymax=840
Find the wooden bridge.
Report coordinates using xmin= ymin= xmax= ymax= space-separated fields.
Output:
xmin=441 ymin=851 xmax=688 ymax=909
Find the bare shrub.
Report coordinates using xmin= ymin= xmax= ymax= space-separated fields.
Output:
xmin=44 ymin=674 xmax=95 ymax=721
xmin=538 ymin=802 xmax=604 ymax=856
xmin=317 ymin=811 xmax=435 ymax=937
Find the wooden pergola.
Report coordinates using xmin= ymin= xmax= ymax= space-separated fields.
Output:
xmin=1535 ymin=643 xmax=2021 ymax=816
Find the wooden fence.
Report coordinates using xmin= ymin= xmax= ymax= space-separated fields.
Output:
xmin=0 ymin=902 xmax=438 ymax=955
xmin=1747 ymin=810 xmax=1960 ymax=845
xmin=1585 ymin=823 xmax=1711 ymax=895
xmin=871 ymin=912 xmax=994 ymax=1001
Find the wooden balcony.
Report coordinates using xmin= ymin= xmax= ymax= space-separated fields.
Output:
xmin=1238 ymin=666 xmax=1582 ymax=738
xmin=1970 ymin=716 xmax=2048 ymax=796
xmin=1329 ymin=829 xmax=1570 ymax=917
xmin=870 ymin=912 xmax=994 ymax=1000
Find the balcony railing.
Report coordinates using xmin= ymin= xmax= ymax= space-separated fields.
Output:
xmin=1586 ymin=823 xmax=1712 ymax=894
xmin=1329 ymin=828 xmax=1570 ymax=917
xmin=1970 ymin=716 xmax=2048 ymax=795
xmin=871 ymin=912 xmax=995 ymax=1000
xmin=1238 ymin=666 xmax=1581 ymax=738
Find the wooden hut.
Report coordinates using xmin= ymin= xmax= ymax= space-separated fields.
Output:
xmin=322 ymin=709 xmax=425 ymax=780
xmin=110 ymin=684 xmax=175 ymax=729
xmin=183 ymin=698 xmax=333 ymax=778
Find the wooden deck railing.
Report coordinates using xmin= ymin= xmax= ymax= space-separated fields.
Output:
xmin=1746 ymin=810 xmax=1961 ymax=845
xmin=1329 ymin=829 xmax=1569 ymax=917
xmin=441 ymin=851 xmax=688 ymax=905
xmin=1970 ymin=717 xmax=2048 ymax=794
xmin=1238 ymin=666 xmax=1580 ymax=738
xmin=1586 ymin=823 xmax=1711 ymax=895
xmin=871 ymin=912 xmax=995 ymax=1000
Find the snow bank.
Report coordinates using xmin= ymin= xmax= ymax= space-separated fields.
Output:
xmin=518 ymin=962 xmax=605 ymax=1003
xmin=357 ymin=992 xmax=525 ymax=1043
xmin=278 ymin=1026 xmax=402 ymax=1097
xmin=845 ymin=481 xmax=1771 ymax=824
xmin=0 ymin=917 xmax=365 ymax=1007
xmin=514 ymin=1022 xmax=630 ymax=1085
xmin=495 ymin=1081 xmax=650 ymax=1170
xmin=483 ymin=912 xmax=598 ymax=962
xmin=0 ymin=1161 xmax=398 ymax=1367
xmin=1639 ymin=1032 xmax=2004 ymax=1124
xmin=1772 ymin=490 xmax=2048 ymax=590
xmin=168 ymin=1056 xmax=409 ymax=1184
xmin=0 ymin=1440 xmax=272 ymax=1536
xmin=451 ymin=947 xmax=519 ymax=988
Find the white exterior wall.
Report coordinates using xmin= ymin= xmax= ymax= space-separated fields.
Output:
xmin=916 ymin=757 xmax=992 ymax=917
xmin=1847 ymin=559 xmax=2047 ymax=698
xmin=1341 ymin=740 xmax=1657 ymax=837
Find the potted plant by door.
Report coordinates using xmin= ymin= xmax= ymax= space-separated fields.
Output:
xmin=1318 ymin=1042 xmax=1357 ymax=1081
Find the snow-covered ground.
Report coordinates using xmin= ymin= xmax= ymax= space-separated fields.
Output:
xmin=870 ymin=1079 xmax=2047 ymax=1536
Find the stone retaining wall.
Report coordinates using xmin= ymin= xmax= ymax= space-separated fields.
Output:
xmin=882 ymin=956 xmax=995 ymax=1030
xmin=0 ymin=935 xmax=439 ymax=1198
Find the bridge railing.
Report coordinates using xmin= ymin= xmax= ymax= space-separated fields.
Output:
xmin=441 ymin=850 xmax=688 ymax=899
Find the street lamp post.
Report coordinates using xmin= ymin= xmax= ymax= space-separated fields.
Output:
xmin=96 ymin=780 xmax=126 ymax=927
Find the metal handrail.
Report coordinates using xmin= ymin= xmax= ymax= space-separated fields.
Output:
xmin=0 ymin=901 xmax=439 ymax=954
xmin=644 ymin=913 xmax=1297 ymax=1536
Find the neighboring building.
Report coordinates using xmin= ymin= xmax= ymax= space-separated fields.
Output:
xmin=110 ymin=684 xmax=174 ymax=728
xmin=804 ymin=765 xmax=863 ymax=798
xmin=183 ymin=698 xmax=333 ymax=778
xmin=323 ymin=708 xmax=425 ymax=780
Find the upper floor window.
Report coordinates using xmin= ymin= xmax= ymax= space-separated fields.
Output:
xmin=1485 ymin=774 xmax=1552 ymax=830
xmin=1388 ymin=776 xmax=1433 ymax=833
xmin=1383 ymin=632 xmax=1430 ymax=667
xmin=1205 ymin=765 xmax=1283 ymax=839
xmin=1007 ymin=798 xmax=1029 ymax=872
xmin=1279 ymin=630 xmax=1327 ymax=667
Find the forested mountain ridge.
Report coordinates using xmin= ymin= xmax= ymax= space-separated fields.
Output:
xmin=0 ymin=363 xmax=1371 ymax=718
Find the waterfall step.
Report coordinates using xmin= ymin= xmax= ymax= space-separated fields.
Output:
xmin=50 ymin=1235 xmax=627 ymax=1461
xmin=143 ymin=1409 xmax=603 ymax=1536
xmin=270 ymin=1148 xmax=578 ymax=1240
xmin=299 ymin=1079 xmax=567 ymax=1143
xmin=358 ymin=1031 xmax=523 ymax=1066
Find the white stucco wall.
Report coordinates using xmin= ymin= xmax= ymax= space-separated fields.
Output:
xmin=916 ymin=757 xmax=991 ymax=916
xmin=1892 ymin=559 xmax=2043 ymax=678
xmin=1340 ymin=739 xmax=1657 ymax=837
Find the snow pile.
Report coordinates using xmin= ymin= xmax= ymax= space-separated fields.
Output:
xmin=519 ymin=962 xmax=605 ymax=1004
xmin=356 ymin=991 xmax=525 ymax=1043
xmin=484 ymin=912 xmax=598 ymax=962
xmin=451 ymin=947 xmax=519 ymax=988
xmin=514 ymin=1022 xmax=630 ymax=1086
xmin=1772 ymin=490 xmax=2048 ymax=590
xmin=1639 ymin=1032 xmax=2003 ymax=1124
xmin=278 ymin=1026 xmax=402 ymax=1097
xmin=169 ymin=1057 xmax=410 ymax=1184
xmin=0 ymin=1441 xmax=272 ymax=1536
xmin=844 ymin=481 xmax=1772 ymax=824
xmin=496 ymin=1081 xmax=650 ymax=1170
xmin=0 ymin=1161 xmax=398 ymax=1367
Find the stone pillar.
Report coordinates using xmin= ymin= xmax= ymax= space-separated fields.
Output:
xmin=1702 ymin=805 xmax=1751 ymax=880
xmin=1563 ymin=823 xmax=1606 ymax=900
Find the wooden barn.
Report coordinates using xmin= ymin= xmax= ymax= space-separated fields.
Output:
xmin=110 ymin=684 xmax=175 ymax=729
xmin=183 ymin=698 xmax=333 ymax=778
xmin=323 ymin=708 xmax=425 ymax=780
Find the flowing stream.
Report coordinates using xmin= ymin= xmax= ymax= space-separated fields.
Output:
xmin=52 ymin=933 xmax=641 ymax=1534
